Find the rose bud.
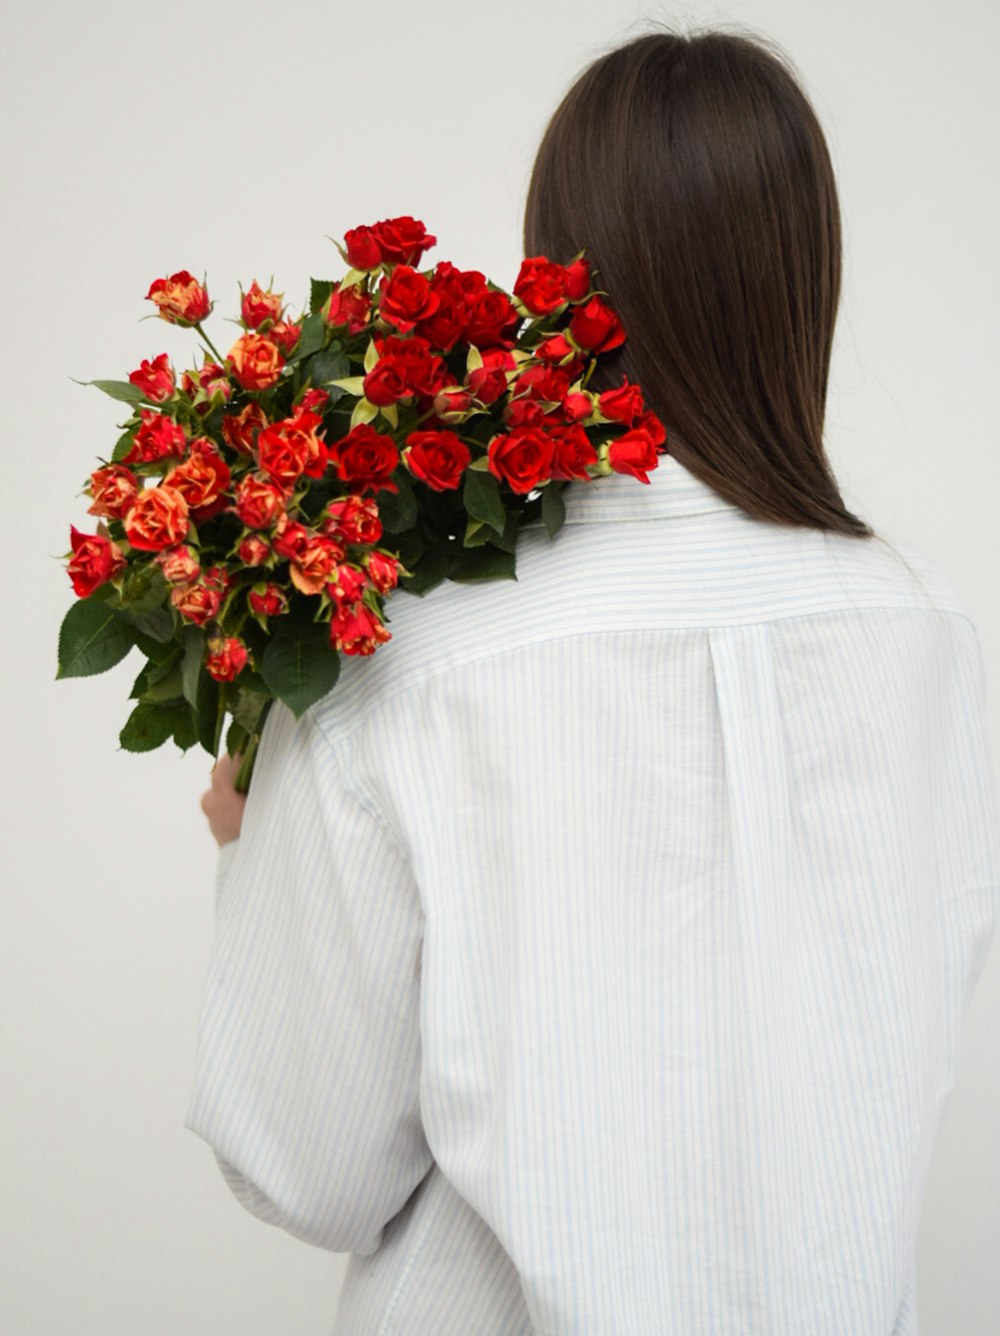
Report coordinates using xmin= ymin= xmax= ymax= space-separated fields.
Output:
xmin=561 ymin=391 xmax=593 ymax=423
xmin=363 ymin=549 xmax=401 ymax=595
xmin=128 ymin=352 xmax=175 ymax=403
xmin=123 ymin=408 xmax=187 ymax=465
xmin=155 ymin=544 xmax=201 ymax=584
xmin=325 ymin=282 xmax=371 ymax=334
xmin=297 ymin=387 xmax=330 ymax=413
xmin=635 ymin=409 xmax=667 ymax=448
xmin=272 ymin=517 xmax=311 ymax=562
xmin=502 ymin=397 xmax=545 ymax=429
xmin=205 ymin=636 xmax=248 ymax=683
xmin=182 ymin=360 xmax=232 ymax=413
xmin=170 ymin=580 xmax=223 ymax=626
xmin=564 ymin=256 xmax=591 ymax=302
xmin=467 ymin=348 xmax=516 ymax=405
xmin=66 ymin=526 xmax=126 ymax=597
xmin=238 ymin=534 xmax=271 ymax=567
xmin=326 ymin=561 xmax=369 ymax=608
xmin=222 ymin=401 xmax=269 ymax=454
xmin=226 ymin=332 xmax=285 ymax=392
xmin=88 ymin=464 xmax=139 ymax=520
xmin=568 ymin=295 xmax=626 ymax=353
xmin=432 ymin=385 xmax=473 ymax=420
xmin=146 ymin=270 xmax=211 ymax=326
xmin=330 ymin=599 xmax=392 ymax=656
xmin=598 ymin=378 xmax=645 ymax=425
xmin=269 ymin=319 xmax=302 ymax=356
xmin=248 ymin=582 xmax=288 ymax=620
xmin=344 ymin=225 xmax=383 ymax=271
xmin=241 ymin=278 xmax=285 ymax=330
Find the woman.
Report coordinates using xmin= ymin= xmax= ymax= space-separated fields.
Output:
xmin=192 ymin=25 xmax=999 ymax=1335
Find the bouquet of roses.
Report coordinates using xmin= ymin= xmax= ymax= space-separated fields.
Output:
xmin=57 ymin=216 xmax=666 ymax=790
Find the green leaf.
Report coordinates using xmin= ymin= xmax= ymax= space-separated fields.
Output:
xmin=173 ymin=705 xmax=200 ymax=753
xmin=289 ymin=311 xmax=327 ymax=362
xmin=231 ymin=682 xmax=270 ymax=735
xmin=309 ymin=279 xmax=333 ymax=315
xmin=376 ymin=471 xmax=418 ymax=533
xmin=307 ymin=344 xmax=350 ymax=392
xmin=119 ymin=701 xmax=177 ymax=752
xmin=541 ymin=480 xmax=566 ymax=539
xmin=122 ymin=564 xmax=170 ymax=617
xmin=72 ymin=377 xmax=145 ymax=406
xmin=463 ymin=516 xmax=489 ymax=548
xmin=463 ymin=468 xmax=506 ymax=535
xmin=447 ymin=546 xmax=518 ymax=583
xmin=57 ymin=599 xmax=134 ymax=679
xmin=181 ymin=627 xmax=204 ymax=709
xmin=111 ymin=429 xmax=136 ymax=462
xmin=141 ymin=664 xmax=184 ymax=703
xmin=259 ymin=619 xmax=340 ymax=720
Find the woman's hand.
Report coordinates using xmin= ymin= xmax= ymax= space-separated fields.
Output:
xmin=200 ymin=752 xmax=247 ymax=848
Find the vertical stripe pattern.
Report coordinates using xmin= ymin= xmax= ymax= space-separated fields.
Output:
xmin=185 ymin=454 xmax=1000 ymax=1334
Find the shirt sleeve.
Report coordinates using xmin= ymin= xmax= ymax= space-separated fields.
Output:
xmin=184 ymin=699 xmax=433 ymax=1255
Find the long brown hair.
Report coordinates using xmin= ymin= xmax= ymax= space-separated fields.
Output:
xmin=523 ymin=24 xmax=874 ymax=537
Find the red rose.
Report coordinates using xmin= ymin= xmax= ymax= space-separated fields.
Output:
xmin=464 ymin=289 xmax=519 ymax=348
xmin=562 ymin=392 xmax=593 ymax=423
xmin=67 ymin=526 xmax=126 ymax=597
xmin=513 ymin=256 xmax=569 ymax=316
xmin=569 ymin=296 xmax=626 ymax=353
xmin=128 ymin=352 xmax=175 ymax=403
xmin=372 ymin=335 xmax=445 ymax=399
xmin=88 ymin=464 xmax=139 ymax=519
xmin=372 ymin=216 xmax=436 ymax=267
xmin=607 ymin=426 xmax=660 ymax=483
xmin=403 ymin=429 xmax=470 ymax=491
xmin=222 ymin=401 xmax=269 ymax=455
xmin=123 ymin=408 xmax=187 ymax=465
xmin=467 ymin=347 xmax=516 ymax=405
xmin=238 ymin=534 xmax=271 ymax=567
xmin=548 ymin=423 xmax=599 ymax=482
xmin=290 ymin=533 xmax=343 ymax=595
xmin=344 ymin=225 xmax=383 ymax=271
xmin=512 ymin=364 xmax=572 ymax=407
xmin=330 ymin=599 xmax=391 ymax=656
xmin=234 ymin=474 xmax=286 ymax=529
xmin=326 ymin=562 xmax=369 ymax=607
xmin=503 ymin=398 xmax=546 ymax=429
xmin=272 ymin=517 xmax=311 ymax=562
xmin=298 ymin=387 xmax=330 ymax=413
xmin=635 ymin=409 xmax=666 ymax=448
xmin=414 ymin=261 xmax=478 ymax=350
xmin=363 ymin=550 xmax=401 ymax=595
xmin=205 ymin=636 xmax=248 ymax=683
xmin=322 ymin=494 xmax=382 ymax=546
xmin=432 ymin=384 xmax=473 ymax=419
xmin=146 ymin=270 xmax=211 ymax=326
xmin=534 ymin=333 xmax=584 ymax=378
xmin=226 ymin=332 xmax=285 ymax=391
xmin=268 ymin=320 xmax=302 ymax=356
xmin=378 ymin=265 xmax=440 ymax=333
xmin=256 ymin=410 xmax=327 ymax=485
xmin=163 ymin=448 xmax=231 ymax=519
xmin=487 ymin=425 xmax=555 ymax=494
xmin=248 ymin=582 xmax=288 ymax=619
xmin=325 ymin=282 xmax=372 ymax=334
xmin=363 ymin=358 xmax=409 ymax=407
xmin=564 ymin=257 xmax=591 ymax=302
xmin=240 ymin=279 xmax=284 ymax=330
xmin=123 ymin=485 xmax=190 ymax=551
xmin=598 ymin=378 xmax=645 ymax=425
xmin=155 ymin=544 xmax=201 ymax=584
xmin=328 ymin=422 xmax=400 ymax=494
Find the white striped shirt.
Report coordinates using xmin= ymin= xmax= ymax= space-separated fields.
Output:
xmin=185 ymin=452 xmax=1000 ymax=1334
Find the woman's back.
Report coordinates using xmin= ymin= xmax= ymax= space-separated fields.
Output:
xmin=187 ymin=452 xmax=1000 ymax=1334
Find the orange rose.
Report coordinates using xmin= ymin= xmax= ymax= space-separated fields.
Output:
xmin=163 ymin=448 xmax=231 ymax=518
xmin=155 ymin=544 xmax=201 ymax=584
xmin=123 ymin=485 xmax=190 ymax=551
xmin=67 ymin=527 xmax=126 ymax=597
xmin=222 ymin=401 xmax=269 ymax=454
xmin=128 ymin=352 xmax=175 ymax=403
xmin=290 ymin=533 xmax=343 ymax=595
xmin=146 ymin=270 xmax=211 ymax=326
xmin=240 ymin=279 xmax=284 ymax=330
xmin=87 ymin=464 xmax=139 ymax=520
xmin=205 ymin=636 xmax=248 ymax=682
xmin=170 ymin=579 xmax=223 ymax=626
xmin=227 ymin=332 xmax=285 ymax=391
xmin=330 ymin=600 xmax=391 ymax=656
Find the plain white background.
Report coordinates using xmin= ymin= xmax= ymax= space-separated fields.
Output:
xmin=3 ymin=0 xmax=998 ymax=1331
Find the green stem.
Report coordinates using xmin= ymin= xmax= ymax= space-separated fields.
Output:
xmin=195 ymin=322 xmax=227 ymax=368
xmin=234 ymin=733 xmax=259 ymax=794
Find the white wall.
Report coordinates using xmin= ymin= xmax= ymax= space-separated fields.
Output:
xmin=3 ymin=0 xmax=998 ymax=1332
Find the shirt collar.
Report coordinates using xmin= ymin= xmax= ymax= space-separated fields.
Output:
xmin=542 ymin=450 xmax=744 ymax=526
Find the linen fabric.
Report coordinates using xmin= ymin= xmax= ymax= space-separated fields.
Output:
xmin=185 ymin=452 xmax=1000 ymax=1335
